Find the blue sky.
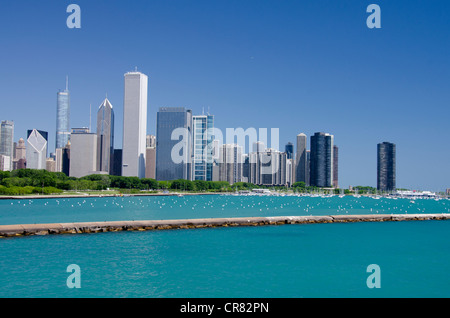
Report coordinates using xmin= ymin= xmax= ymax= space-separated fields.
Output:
xmin=0 ymin=0 xmax=449 ymax=191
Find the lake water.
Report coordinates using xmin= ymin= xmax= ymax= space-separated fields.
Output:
xmin=0 ymin=195 xmax=449 ymax=298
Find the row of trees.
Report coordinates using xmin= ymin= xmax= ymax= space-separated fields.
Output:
xmin=0 ymin=169 xmax=377 ymax=196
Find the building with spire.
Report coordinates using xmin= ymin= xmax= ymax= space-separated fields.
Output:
xmin=56 ymin=77 xmax=70 ymax=150
xmin=96 ymin=97 xmax=114 ymax=174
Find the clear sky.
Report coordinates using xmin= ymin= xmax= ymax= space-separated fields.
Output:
xmin=0 ymin=0 xmax=449 ymax=191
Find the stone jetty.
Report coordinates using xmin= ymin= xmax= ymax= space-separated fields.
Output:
xmin=0 ymin=214 xmax=449 ymax=238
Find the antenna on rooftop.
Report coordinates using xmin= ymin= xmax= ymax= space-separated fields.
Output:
xmin=66 ymin=75 xmax=69 ymax=91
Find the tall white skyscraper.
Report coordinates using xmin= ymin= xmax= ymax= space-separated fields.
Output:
xmin=122 ymin=71 xmax=148 ymax=178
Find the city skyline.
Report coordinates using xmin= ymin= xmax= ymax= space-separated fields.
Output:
xmin=1 ymin=1 xmax=449 ymax=191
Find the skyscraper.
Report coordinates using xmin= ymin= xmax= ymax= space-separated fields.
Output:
xmin=377 ymin=142 xmax=396 ymax=192
xmin=56 ymin=77 xmax=70 ymax=150
xmin=295 ymin=133 xmax=307 ymax=184
xmin=26 ymin=129 xmax=48 ymax=170
xmin=155 ymin=107 xmax=192 ymax=181
xmin=69 ymin=128 xmax=97 ymax=178
xmin=310 ymin=132 xmax=334 ymax=188
xmin=192 ymin=114 xmax=214 ymax=181
xmin=333 ymin=145 xmax=339 ymax=188
xmin=96 ymin=98 xmax=114 ymax=173
xmin=122 ymin=71 xmax=148 ymax=178
xmin=0 ymin=120 xmax=14 ymax=171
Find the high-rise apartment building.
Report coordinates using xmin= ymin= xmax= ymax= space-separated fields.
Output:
xmin=96 ymin=98 xmax=114 ymax=173
xmin=333 ymin=145 xmax=339 ymax=188
xmin=26 ymin=129 xmax=48 ymax=170
xmin=310 ymin=132 xmax=334 ymax=188
xmin=0 ymin=120 xmax=14 ymax=171
xmin=249 ymin=146 xmax=287 ymax=186
xmin=377 ymin=142 xmax=396 ymax=192
xmin=56 ymin=78 xmax=70 ymax=150
xmin=155 ymin=107 xmax=192 ymax=181
xmin=192 ymin=114 xmax=214 ymax=181
xmin=295 ymin=133 xmax=307 ymax=184
xmin=122 ymin=71 xmax=148 ymax=178
xmin=218 ymin=144 xmax=243 ymax=185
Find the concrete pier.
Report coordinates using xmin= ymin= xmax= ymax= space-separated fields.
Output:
xmin=0 ymin=214 xmax=449 ymax=238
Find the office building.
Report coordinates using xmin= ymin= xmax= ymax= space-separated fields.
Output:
xmin=310 ymin=132 xmax=334 ymax=188
xmin=122 ymin=71 xmax=148 ymax=178
xmin=96 ymin=98 xmax=114 ymax=173
xmin=112 ymin=149 xmax=122 ymax=176
xmin=145 ymin=147 xmax=156 ymax=179
xmin=26 ymin=129 xmax=48 ymax=169
xmin=56 ymin=78 xmax=70 ymax=149
xmin=192 ymin=114 xmax=214 ymax=181
xmin=155 ymin=107 xmax=192 ymax=181
xmin=295 ymin=133 xmax=307 ymax=184
xmin=69 ymin=128 xmax=97 ymax=178
xmin=0 ymin=155 xmax=10 ymax=171
xmin=0 ymin=120 xmax=14 ymax=171
xmin=377 ymin=142 xmax=396 ymax=192
xmin=55 ymin=144 xmax=70 ymax=176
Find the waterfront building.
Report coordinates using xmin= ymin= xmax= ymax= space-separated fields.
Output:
xmin=310 ymin=132 xmax=334 ymax=188
xmin=155 ymin=107 xmax=192 ymax=181
xmin=377 ymin=142 xmax=396 ymax=191
xmin=192 ymin=114 xmax=214 ymax=181
xmin=69 ymin=128 xmax=97 ymax=178
xmin=333 ymin=145 xmax=339 ymax=188
xmin=218 ymin=144 xmax=243 ymax=185
xmin=56 ymin=78 xmax=70 ymax=150
xmin=0 ymin=120 xmax=14 ymax=171
xmin=122 ymin=71 xmax=148 ymax=178
xmin=249 ymin=145 xmax=287 ymax=186
xmin=295 ymin=133 xmax=307 ymax=184
xmin=96 ymin=98 xmax=114 ymax=174
xmin=26 ymin=129 xmax=48 ymax=170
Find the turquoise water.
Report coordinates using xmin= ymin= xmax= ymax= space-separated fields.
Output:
xmin=0 ymin=195 xmax=449 ymax=298
xmin=0 ymin=194 xmax=449 ymax=225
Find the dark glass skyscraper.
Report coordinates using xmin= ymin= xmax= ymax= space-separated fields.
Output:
xmin=56 ymin=77 xmax=70 ymax=150
xmin=310 ymin=132 xmax=334 ymax=188
xmin=377 ymin=142 xmax=396 ymax=191
xmin=285 ymin=142 xmax=293 ymax=160
xmin=155 ymin=107 xmax=192 ymax=181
